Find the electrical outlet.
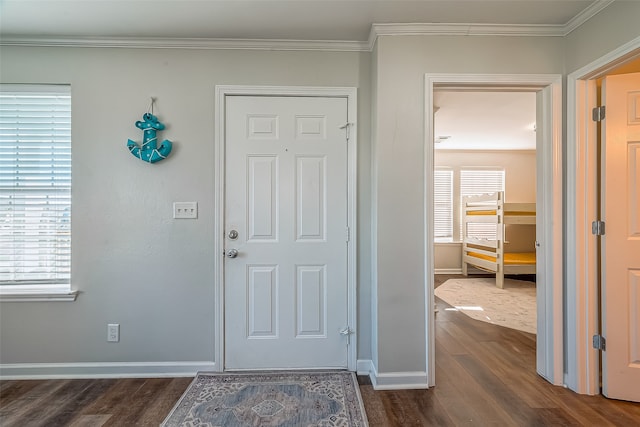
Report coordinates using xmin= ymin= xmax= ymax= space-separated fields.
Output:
xmin=173 ymin=202 xmax=198 ymax=219
xmin=107 ymin=323 xmax=120 ymax=342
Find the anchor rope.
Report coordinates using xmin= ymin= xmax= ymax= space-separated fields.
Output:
xmin=147 ymin=97 xmax=155 ymax=115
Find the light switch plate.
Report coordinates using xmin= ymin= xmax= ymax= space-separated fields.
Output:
xmin=173 ymin=202 xmax=198 ymax=219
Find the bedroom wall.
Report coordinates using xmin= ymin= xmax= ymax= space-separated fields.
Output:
xmin=371 ymin=34 xmax=564 ymax=379
xmin=0 ymin=46 xmax=372 ymax=373
xmin=434 ymin=150 xmax=537 ymax=272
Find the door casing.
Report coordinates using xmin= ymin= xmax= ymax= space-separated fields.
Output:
xmin=567 ymin=36 xmax=640 ymax=395
xmin=425 ymin=73 xmax=564 ymax=387
xmin=213 ymin=85 xmax=358 ymax=372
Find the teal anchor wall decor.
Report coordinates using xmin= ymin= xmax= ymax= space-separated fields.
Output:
xmin=127 ymin=99 xmax=172 ymax=163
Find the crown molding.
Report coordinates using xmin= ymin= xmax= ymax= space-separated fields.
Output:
xmin=368 ymin=0 xmax=616 ymax=50
xmin=0 ymin=36 xmax=370 ymax=52
xmin=563 ymin=0 xmax=615 ymax=36
xmin=367 ymin=23 xmax=564 ymax=50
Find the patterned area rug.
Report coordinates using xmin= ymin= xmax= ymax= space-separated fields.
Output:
xmin=435 ymin=277 xmax=536 ymax=334
xmin=161 ymin=371 xmax=369 ymax=427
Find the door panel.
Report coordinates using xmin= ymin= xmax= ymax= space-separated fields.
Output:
xmin=224 ymin=96 xmax=349 ymax=369
xmin=602 ymin=72 xmax=640 ymax=402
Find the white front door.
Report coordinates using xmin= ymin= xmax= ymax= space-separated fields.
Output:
xmin=224 ymin=95 xmax=349 ymax=369
xmin=602 ymin=72 xmax=640 ymax=401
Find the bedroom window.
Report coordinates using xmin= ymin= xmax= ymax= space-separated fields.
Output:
xmin=459 ymin=169 xmax=505 ymax=240
xmin=434 ymin=169 xmax=453 ymax=242
xmin=0 ymin=85 xmax=75 ymax=300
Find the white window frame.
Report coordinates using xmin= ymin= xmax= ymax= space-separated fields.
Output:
xmin=0 ymin=84 xmax=77 ymax=302
xmin=433 ymin=168 xmax=453 ymax=242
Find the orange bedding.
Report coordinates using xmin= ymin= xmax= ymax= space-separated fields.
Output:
xmin=467 ymin=251 xmax=536 ymax=265
xmin=467 ymin=210 xmax=535 ymax=216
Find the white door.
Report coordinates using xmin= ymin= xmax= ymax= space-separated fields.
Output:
xmin=602 ymin=72 xmax=640 ymax=401
xmin=224 ymin=95 xmax=349 ymax=369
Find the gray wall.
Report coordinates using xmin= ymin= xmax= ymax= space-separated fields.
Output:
xmin=371 ymin=34 xmax=564 ymax=374
xmin=0 ymin=46 xmax=372 ymax=366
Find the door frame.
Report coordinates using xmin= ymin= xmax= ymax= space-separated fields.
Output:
xmin=424 ymin=73 xmax=564 ymax=386
xmin=213 ymin=85 xmax=358 ymax=372
xmin=566 ymin=36 xmax=640 ymax=395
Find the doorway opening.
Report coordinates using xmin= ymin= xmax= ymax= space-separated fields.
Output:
xmin=424 ymin=74 xmax=563 ymax=388
xmin=432 ymin=89 xmax=538 ymax=342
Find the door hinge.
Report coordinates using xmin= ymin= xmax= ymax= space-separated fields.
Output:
xmin=340 ymin=326 xmax=354 ymax=345
xmin=592 ymin=106 xmax=606 ymax=122
xmin=345 ymin=226 xmax=350 ymax=242
xmin=592 ymin=220 xmax=605 ymax=236
xmin=339 ymin=122 xmax=354 ymax=141
xmin=593 ymin=334 xmax=606 ymax=351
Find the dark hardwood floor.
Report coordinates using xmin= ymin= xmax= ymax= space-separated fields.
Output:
xmin=1 ymin=274 xmax=639 ymax=426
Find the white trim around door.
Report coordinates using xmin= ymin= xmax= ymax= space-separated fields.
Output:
xmin=566 ymin=36 xmax=640 ymax=395
xmin=213 ymin=85 xmax=358 ymax=372
xmin=424 ymin=74 xmax=564 ymax=387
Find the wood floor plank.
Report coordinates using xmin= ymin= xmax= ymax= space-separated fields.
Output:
xmin=67 ymin=414 xmax=112 ymax=427
xmin=454 ymin=353 xmax=552 ymax=425
xmin=41 ymin=380 xmax=116 ymax=427
xmin=128 ymin=377 xmax=192 ymax=426
xmin=16 ymin=379 xmax=97 ymax=426
xmin=100 ymin=379 xmax=169 ymax=426
xmin=76 ymin=378 xmax=146 ymax=416
xmin=0 ymin=380 xmax=67 ymax=426
xmin=0 ymin=380 xmax=47 ymax=404
xmin=435 ymin=345 xmax=518 ymax=425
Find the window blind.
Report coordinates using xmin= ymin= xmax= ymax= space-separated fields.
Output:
xmin=0 ymin=85 xmax=71 ymax=286
xmin=434 ymin=169 xmax=453 ymax=241
xmin=460 ymin=169 xmax=504 ymax=240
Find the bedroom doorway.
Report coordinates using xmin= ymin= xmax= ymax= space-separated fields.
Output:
xmin=432 ymin=89 xmax=538 ymax=334
xmin=424 ymin=74 xmax=563 ymax=388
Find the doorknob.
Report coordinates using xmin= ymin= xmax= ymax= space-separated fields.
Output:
xmin=226 ymin=249 xmax=239 ymax=258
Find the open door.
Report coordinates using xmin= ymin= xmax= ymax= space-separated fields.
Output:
xmin=601 ymin=72 xmax=640 ymax=402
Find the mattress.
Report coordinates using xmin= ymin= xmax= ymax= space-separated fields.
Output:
xmin=466 ymin=251 xmax=536 ymax=265
xmin=467 ymin=210 xmax=536 ymax=216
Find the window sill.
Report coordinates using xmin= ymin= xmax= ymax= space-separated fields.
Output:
xmin=0 ymin=288 xmax=78 ymax=302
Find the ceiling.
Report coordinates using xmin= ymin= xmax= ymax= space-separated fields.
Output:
xmin=0 ymin=1 xmax=609 ymax=41
xmin=434 ymin=91 xmax=536 ymax=151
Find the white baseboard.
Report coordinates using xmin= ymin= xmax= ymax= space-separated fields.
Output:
xmin=356 ymin=359 xmax=374 ymax=376
xmin=357 ymin=359 xmax=429 ymax=390
xmin=0 ymin=361 xmax=216 ymax=380
xmin=371 ymin=370 xmax=429 ymax=390
xmin=434 ymin=268 xmax=463 ymax=275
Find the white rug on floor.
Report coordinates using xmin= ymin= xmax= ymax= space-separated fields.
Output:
xmin=435 ymin=277 xmax=536 ymax=334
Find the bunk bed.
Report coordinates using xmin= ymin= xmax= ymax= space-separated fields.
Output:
xmin=461 ymin=191 xmax=536 ymax=288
